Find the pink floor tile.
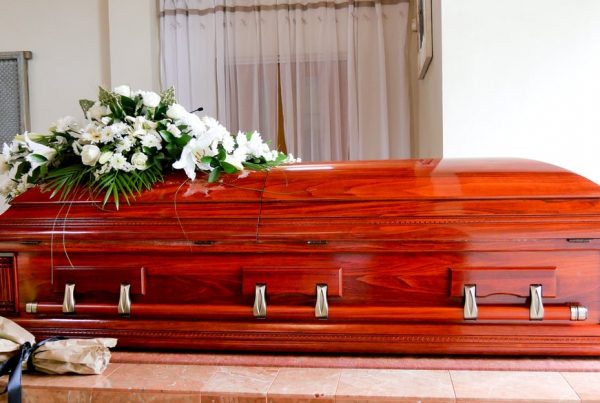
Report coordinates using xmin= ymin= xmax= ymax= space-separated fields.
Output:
xmin=336 ymin=369 xmax=455 ymax=402
xmin=267 ymin=367 xmax=340 ymax=402
xmin=106 ymin=363 xmax=216 ymax=393
xmin=200 ymin=366 xmax=279 ymax=400
xmin=562 ymin=372 xmax=600 ymax=402
xmin=451 ymin=370 xmax=580 ymax=402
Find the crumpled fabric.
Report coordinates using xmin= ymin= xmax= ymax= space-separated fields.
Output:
xmin=31 ymin=337 xmax=117 ymax=375
xmin=0 ymin=316 xmax=116 ymax=374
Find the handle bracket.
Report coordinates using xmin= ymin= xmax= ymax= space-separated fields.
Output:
xmin=62 ymin=283 xmax=75 ymax=314
xmin=315 ymin=284 xmax=329 ymax=319
xmin=253 ymin=284 xmax=267 ymax=319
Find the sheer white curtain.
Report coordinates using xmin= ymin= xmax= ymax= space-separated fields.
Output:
xmin=160 ymin=0 xmax=410 ymax=161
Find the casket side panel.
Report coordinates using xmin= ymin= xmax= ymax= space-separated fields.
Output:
xmin=10 ymin=248 xmax=600 ymax=355
xmin=3 ymin=159 xmax=600 ymax=355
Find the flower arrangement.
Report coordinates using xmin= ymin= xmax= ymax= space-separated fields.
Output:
xmin=0 ymin=85 xmax=298 ymax=208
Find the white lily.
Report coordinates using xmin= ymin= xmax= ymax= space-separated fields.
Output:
xmin=173 ymin=138 xmax=199 ymax=180
xmin=24 ymin=133 xmax=57 ymax=172
xmin=172 ymin=138 xmax=213 ymax=180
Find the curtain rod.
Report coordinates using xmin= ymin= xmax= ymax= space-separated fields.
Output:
xmin=161 ymin=0 xmax=407 ymax=17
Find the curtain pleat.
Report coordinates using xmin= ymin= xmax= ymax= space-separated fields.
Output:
xmin=160 ymin=0 xmax=410 ymax=161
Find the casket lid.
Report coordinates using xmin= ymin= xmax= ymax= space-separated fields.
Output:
xmin=262 ymin=158 xmax=600 ymax=201
xmin=3 ymin=158 xmax=600 ymax=249
xmin=10 ymin=158 xmax=600 ymax=206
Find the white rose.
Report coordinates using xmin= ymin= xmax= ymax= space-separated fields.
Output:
xmin=131 ymin=152 xmax=148 ymax=170
xmin=166 ymin=104 xmax=188 ymax=120
xmin=113 ymin=85 xmax=131 ymax=97
xmin=142 ymin=91 xmax=161 ymax=108
xmin=81 ymin=145 xmax=101 ymax=166
xmin=98 ymin=151 xmax=113 ymax=165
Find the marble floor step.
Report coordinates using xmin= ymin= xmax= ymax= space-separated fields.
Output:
xmin=2 ymin=355 xmax=600 ymax=402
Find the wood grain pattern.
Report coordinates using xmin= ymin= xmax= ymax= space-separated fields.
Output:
xmin=25 ymin=302 xmax=578 ymax=322
xmin=449 ymin=267 xmax=557 ymax=298
xmin=0 ymin=255 xmax=17 ymax=315
xmin=1 ymin=159 xmax=600 ymax=355
xmin=52 ymin=266 xmax=146 ymax=294
xmin=241 ymin=267 xmax=342 ymax=297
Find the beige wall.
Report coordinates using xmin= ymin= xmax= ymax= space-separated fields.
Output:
xmin=108 ymin=0 xmax=161 ymax=92
xmin=409 ymin=0 xmax=443 ymax=158
xmin=0 ymin=0 xmax=160 ymax=133
xmin=447 ymin=0 xmax=600 ymax=184
xmin=416 ymin=0 xmax=600 ymax=184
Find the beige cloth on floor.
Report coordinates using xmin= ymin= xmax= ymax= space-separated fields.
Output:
xmin=0 ymin=316 xmax=35 ymax=363
xmin=0 ymin=316 xmax=117 ymax=374
xmin=32 ymin=338 xmax=117 ymax=375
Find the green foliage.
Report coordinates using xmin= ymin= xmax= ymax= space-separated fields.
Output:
xmin=208 ymin=167 xmax=222 ymax=183
xmin=120 ymin=95 xmax=141 ymax=117
xmin=242 ymin=152 xmax=287 ymax=171
xmin=159 ymin=87 xmax=176 ymax=106
xmin=2 ymin=85 xmax=296 ymax=210
xmin=44 ymin=164 xmax=93 ymax=201
xmin=79 ymin=99 xmax=95 ymax=116
xmin=98 ymin=86 xmax=117 ymax=105
xmin=29 ymin=154 xmax=48 ymax=163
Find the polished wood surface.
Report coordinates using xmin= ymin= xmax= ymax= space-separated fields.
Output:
xmin=52 ymin=266 xmax=146 ymax=295
xmin=242 ymin=267 xmax=343 ymax=297
xmin=26 ymin=302 xmax=577 ymax=322
xmin=2 ymin=158 xmax=600 ymax=355
xmin=449 ymin=267 xmax=557 ymax=298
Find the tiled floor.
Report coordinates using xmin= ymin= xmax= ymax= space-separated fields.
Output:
xmin=2 ymin=356 xmax=600 ymax=402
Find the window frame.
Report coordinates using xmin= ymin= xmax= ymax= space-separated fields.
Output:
xmin=0 ymin=51 xmax=32 ymax=139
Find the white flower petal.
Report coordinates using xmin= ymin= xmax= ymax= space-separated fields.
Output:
xmin=141 ymin=91 xmax=161 ymax=108
xmin=81 ymin=145 xmax=101 ymax=166
xmin=113 ymin=85 xmax=131 ymax=97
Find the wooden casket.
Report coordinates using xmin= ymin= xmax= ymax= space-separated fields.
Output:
xmin=1 ymin=158 xmax=600 ymax=355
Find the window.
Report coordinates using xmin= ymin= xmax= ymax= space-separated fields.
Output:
xmin=0 ymin=51 xmax=32 ymax=143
